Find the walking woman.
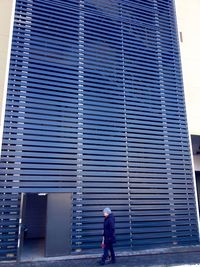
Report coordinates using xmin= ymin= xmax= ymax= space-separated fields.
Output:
xmin=99 ymin=207 xmax=116 ymax=265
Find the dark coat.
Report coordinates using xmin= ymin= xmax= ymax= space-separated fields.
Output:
xmin=103 ymin=213 xmax=116 ymax=244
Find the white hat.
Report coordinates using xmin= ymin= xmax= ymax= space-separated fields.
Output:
xmin=103 ymin=207 xmax=112 ymax=214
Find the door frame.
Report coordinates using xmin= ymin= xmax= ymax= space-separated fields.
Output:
xmin=17 ymin=192 xmax=26 ymax=261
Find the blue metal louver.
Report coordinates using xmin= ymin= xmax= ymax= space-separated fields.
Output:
xmin=0 ymin=0 xmax=199 ymax=261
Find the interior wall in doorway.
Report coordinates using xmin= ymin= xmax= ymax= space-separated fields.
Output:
xmin=24 ymin=194 xmax=47 ymax=239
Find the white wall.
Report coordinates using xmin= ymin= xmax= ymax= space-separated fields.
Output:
xmin=175 ymin=0 xmax=200 ymax=135
xmin=0 ymin=0 xmax=14 ymax=122
xmin=0 ymin=0 xmax=15 ymax=152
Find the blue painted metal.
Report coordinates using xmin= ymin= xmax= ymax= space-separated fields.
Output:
xmin=0 ymin=0 xmax=199 ymax=261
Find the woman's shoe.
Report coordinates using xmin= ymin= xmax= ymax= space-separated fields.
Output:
xmin=97 ymin=260 xmax=105 ymax=265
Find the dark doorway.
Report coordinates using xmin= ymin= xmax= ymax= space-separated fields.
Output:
xmin=19 ymin=192 xmax=72 ymax=261
xmin=20 ymin=193 xmax=47 ymax=261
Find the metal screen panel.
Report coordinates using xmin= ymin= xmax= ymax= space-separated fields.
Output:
xmin=0 ymin=193 xmax=20 ymax=261
xmin=0 ymin=0 xmax=199 ymax=261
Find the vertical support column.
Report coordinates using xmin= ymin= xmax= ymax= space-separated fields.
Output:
xmin=120 ymin=3 xmax=132 ymax=248
xmin=75 ymin=0 xmax=85 ymax=251
xmin=154 ymin=0 xmax=177 ymax=243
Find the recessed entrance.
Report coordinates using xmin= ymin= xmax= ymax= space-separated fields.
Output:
xmin=19 ymin=192 xmax=72 ymax=261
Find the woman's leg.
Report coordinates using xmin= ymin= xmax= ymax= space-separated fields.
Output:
xmin=109 ymin=243 xmax=116 ymax=263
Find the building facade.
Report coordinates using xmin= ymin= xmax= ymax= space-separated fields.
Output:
xmin=0 ymin=0 xmax=199 ymax=262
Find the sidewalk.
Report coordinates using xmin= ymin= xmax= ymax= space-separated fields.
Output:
xmin=1 ymin=245 xmax=200 ymax=267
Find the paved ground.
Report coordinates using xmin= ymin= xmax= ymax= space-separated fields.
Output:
xmin=2 ymin=249 xmax=200 ymax=267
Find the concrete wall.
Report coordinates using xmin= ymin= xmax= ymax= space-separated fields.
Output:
xmin=175 ymin=0 xmax=200 ymax=135
xmin=0 ymin=0 xmax=14 ymax=146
